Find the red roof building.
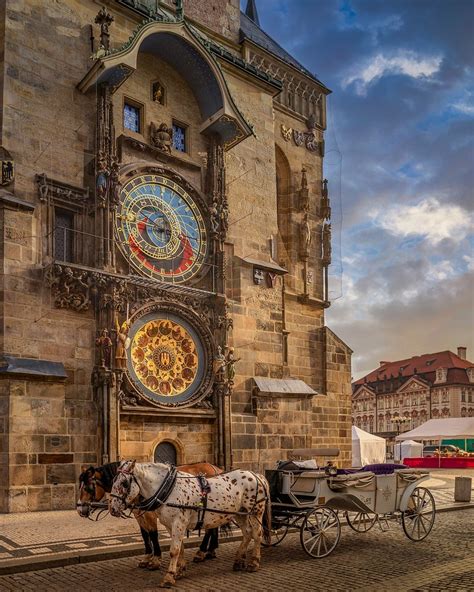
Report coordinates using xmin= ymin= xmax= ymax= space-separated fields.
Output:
xmin=352 ymin=347 xmax=474 ymax=439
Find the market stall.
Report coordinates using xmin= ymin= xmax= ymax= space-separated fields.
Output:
xmin=352 ymin=425 xmax=386 ymax=467
xmin=395 ymin=418 xmax=474 ymax=468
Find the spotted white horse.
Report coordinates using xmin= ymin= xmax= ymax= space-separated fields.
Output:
xmin=110 ymin=460 xmax=271 ymax=588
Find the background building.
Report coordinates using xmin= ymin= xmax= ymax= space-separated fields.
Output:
xmin=352 ymin=347 xmax=474 ymax=444
xmin=0 ymin=0 xmax=352 ymax=512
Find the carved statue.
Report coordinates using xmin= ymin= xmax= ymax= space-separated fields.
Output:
xmin=94 ymin=6 xmax=114 ymax=52
xmin=37 ymin=173 xmax=49 ymax=202
xmin=152 ymin=81 xmax=165 ymax=105
xmin=209 ymin=199 xmax=220 ymax=234
xmin=115 ymin=315 xmax=131 ymax=370
xmin=96 ymin=329 xmax=113 ymax=368
xmin=322 ymin=223 xmax=332 ymax=266
xmin=213 ymin=346 xmax=226 ymax=382
xmin=225 ymin=347 xmax=240 ymax=384
xmin=299 ymin=167 xmax=309 ymax=212
xmin=150 ymin=122 xmax=173 ymax=154
xmin=300 ymin=212 xmax=312 ymax=259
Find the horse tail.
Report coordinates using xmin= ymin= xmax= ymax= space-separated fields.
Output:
xmin=263 ymin=479 xmax=272 ymax=546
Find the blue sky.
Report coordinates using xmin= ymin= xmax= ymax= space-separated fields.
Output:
xmin=242 ymin=0 xmax=474 ymax=378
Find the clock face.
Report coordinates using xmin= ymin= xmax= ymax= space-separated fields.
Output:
xmin=127 ymin=312 xmax=205 ymax=405
xmin=116 ymin=174 xmax=207 ymax=283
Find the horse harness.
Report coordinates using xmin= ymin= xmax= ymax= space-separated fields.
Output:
xmin=118 ymin=466 xmax=269 ymax=525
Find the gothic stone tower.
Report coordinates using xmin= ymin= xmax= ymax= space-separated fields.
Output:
xmin=0 ymin=0 xmax=351 ymax=512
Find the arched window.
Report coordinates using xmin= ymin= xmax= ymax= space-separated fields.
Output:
xmin=154 ymin=441 xmax=177 ymax=465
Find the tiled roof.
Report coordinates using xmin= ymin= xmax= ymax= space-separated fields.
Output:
xmin=354 ymin=350 xmax=474 ymax=386
xmin=240 ymin=12 xmax=325 ymax=86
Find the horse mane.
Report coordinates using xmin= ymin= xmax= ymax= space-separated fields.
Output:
xmin=97 ymin=461 xmax=121 ymax=491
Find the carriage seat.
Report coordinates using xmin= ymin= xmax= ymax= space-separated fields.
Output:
xmin=360 ymin=463 xmax=408 ymax=475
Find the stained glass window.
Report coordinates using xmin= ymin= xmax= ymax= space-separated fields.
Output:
xmin=54 ymin=208 xmax=74 ymax=262
xmin=172 ymin=123 xmax=186 ymax=152
xmin=124 ymin=103 xmax=141 ymax=133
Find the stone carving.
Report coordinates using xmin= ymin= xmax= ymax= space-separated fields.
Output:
xmin=94 ymin=6 xmax=114 ymax=52
xmin=209 ymin=199 xmax=220 ymax=235
xmin=96 ymin=329 xmax=113 ymax=368
xmin=225 ymin=347 xmax=240 ymax=385
xmin=300 ymin=212 xmax=312 ymax=260
xmin=205 ymin=137 xmax=228 ymax=247
xmin=150 ymin=122 xmax=173 ymax=153
xmin=45 ymin=264 xmax=95 ymax=312
xmin=281 ymin=124 xmax=292 ymax=142
xmin=35 ymin=174 xmax=89 ymax=204
xmin=213 ymin=346 xmax=226 ymax=382
xmin=299 ymin=167 xmax=309 ymax=212
xmin=0 ymin=147 xmax=14 ymax=186
xmin=152 ymin=80 xmax=165 ymax=105
xmin=253 ymin=268 xmax=264 ymax=285
xmin=322 ymin=223 xmax=332 ymax=266
xmin=217 ymin=303 xmax=233 ymax=333
xmin=320 ymin=178 xmax=331 ymax=220
xmin=114 ymin=314 xmax=130 ymax=370
xmin=293 ymin=129 xmax=305 ymax=147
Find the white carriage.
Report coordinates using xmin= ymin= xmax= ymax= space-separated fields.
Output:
xmin=265 ymin=448 xmax=436 ymax=558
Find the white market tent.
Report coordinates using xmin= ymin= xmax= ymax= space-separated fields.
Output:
xmin=352 ymin=425 xmax=386 ymax=467
xmin=394 ymin=440 xmax=423 ymax=462
xmin=395 ymin=418 xmax=474 ymax=442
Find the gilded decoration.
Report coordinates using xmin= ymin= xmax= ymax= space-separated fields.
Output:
xmin=124 ymin=303 xmax=214 ymax=409
xmin=130 ymin=318 xmax=199 ymax=397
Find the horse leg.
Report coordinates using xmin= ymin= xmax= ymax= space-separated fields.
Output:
xmin=233 ymin=517 xmax=252 ymax=571
xmin=147 ymin=529 xmax=162 ymax=571
xmin=246 ymin=514 xmax=263 ymax=573
xmin=137 ymin=527 xmax=154 ymax=568
xmin=206 ymin=528 xmax=219 ymax=559
xmin=193 ymin=530 xmax=211 ymax=563
xmin=160 ymin=521 xmax=186 ymax=588
xmin=176 ymin=542 xmax=186 ymax=579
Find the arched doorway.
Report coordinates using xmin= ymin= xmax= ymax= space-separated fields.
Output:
xmin=154 ymin=441 xmax=178 ymax=465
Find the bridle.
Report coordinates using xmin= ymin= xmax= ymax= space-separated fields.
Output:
xmin=77 ymin=469 xmax=109 ymax=520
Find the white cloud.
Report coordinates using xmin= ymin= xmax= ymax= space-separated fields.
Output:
xmin=452 ymin=101 xmax=474 ymax=115
xmin=343 ymin=51 xmax=442 ymax=95
xmin=426 ymin=260 xmax=456 ymax=282
xmin=370 ymin=197 xmax=472 ymax=245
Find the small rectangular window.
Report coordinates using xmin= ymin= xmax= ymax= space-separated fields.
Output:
xmin=54 ymin=208 xmax=74 ymax=263
xmin=124 ymin=102 xmax=141 ymax=133
xmin=172 ymin=122 xmax=187 ymax=152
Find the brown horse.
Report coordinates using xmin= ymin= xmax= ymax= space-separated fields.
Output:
xmin=78 ymin=461 xmax=221 ymax=570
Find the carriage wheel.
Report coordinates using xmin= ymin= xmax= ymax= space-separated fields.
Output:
xmin=300 ymin=507 xmax=341 ymax=558
xmin=345 ymin=511 xmax=377 ymax=533
xmin=262 ymin=519 xmax=289 ymax=547
xmin=402 ymin=487 xmax=436 ymax=541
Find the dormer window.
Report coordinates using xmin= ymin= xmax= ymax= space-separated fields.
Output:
xmin=467 ymin=368 xmax=474 ymax=383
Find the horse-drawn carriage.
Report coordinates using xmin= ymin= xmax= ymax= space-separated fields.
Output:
xmin=265 ymin=448 xmax=436 ymax=558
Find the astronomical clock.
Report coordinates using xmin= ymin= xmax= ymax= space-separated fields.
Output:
xmin=116 ymin=173 xmax=208 ymax=284
xmin=115 ymin=170 xmax=214 ymax=409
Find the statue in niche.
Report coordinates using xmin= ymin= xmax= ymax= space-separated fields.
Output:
xmin=213 ymin=346 xmax=226 ymax=382
xmin=96 ymin=328 xmax=113 ymax=368
xmin=115 ymin=315 xmax=131 ymax=370
xmin=322 ymin=223 xmax=332 ymax=265
xmin=152 ymin=81 xmax=165 ymax=105
xmin=300 ymin=212 xmax=312 ymax=259
xmin=150 ymin=122 xmax=173 ymax=154
xmin=209 ymin=199 xmax=220 ymax=235
xmin=225 ymin=347 xmax=240 ymax=384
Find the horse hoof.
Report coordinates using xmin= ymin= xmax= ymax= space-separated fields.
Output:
xmin=233 ymin=561 xmax=245 ymax=572
xmin=193 ymin=551 xmax=206 ymax=563
xmin=147 ymin=559 xmax=161 ymax=571
xmin=246 ymin=564 xmax=259 ymax=573
xmin=205 ymin=551 xmax=217 ymax=560
xmin=138 ymin=555 xmax=153 ymax=568
xmin=160 ymin=579 xmax=175 ymax=589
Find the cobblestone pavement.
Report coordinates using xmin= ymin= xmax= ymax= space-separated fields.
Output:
xmin=0 ymin=508 xmax=472 ymax=592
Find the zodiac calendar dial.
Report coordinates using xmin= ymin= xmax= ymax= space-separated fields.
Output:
xmin=127 ymin=313 xmax=206 ymax=405
xmin=116 ymin=174 xmax=207 ymax=283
